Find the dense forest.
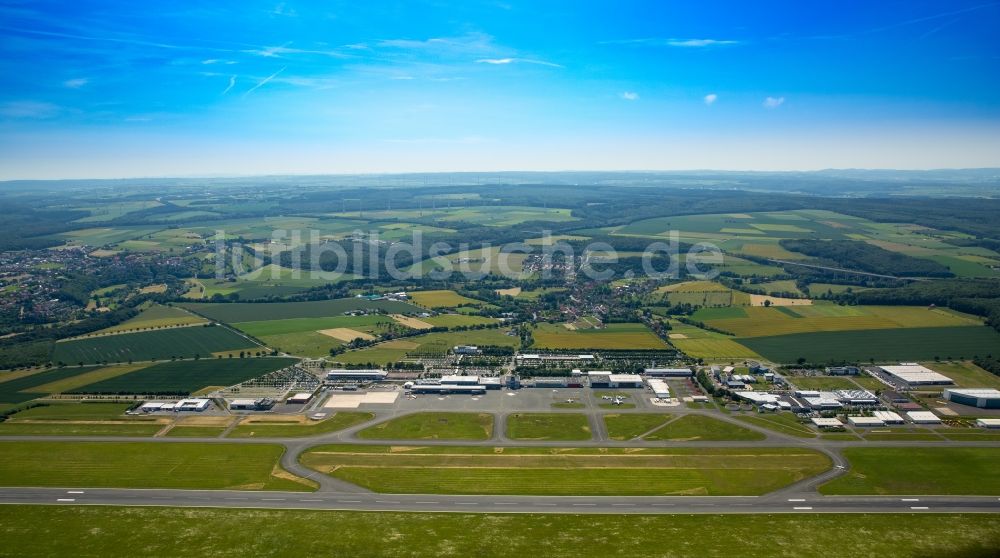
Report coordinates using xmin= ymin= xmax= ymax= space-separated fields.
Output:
xmin=780 ymin=239 xmax=955 ymax=277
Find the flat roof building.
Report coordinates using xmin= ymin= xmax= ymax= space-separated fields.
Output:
xmin=646 ymin=378 xmax=671 ymax=399
xmin=411 ymin=384 xmax=486 ymax=395
xmin=848 ymin=416 xmax=885 ymax=427
xmin=608 ymin=374 xmax=643 ymax=388
xmin=139 ymin=402 xmax=167 ymax=412
xmin=440 ymin=375 xmax=480 ymax=385
xmin=880 ymin=364 xmax=953 ymax=386
xmin=811 ymin=417 xmax=843 ymax=428
xmin=907 ymin=411 xmax=942 ymax=424
xmin=325 ymin=369 xmax=388 ymax=381
xmin=975 ymin=418 xmax=1000 ymax=429
xmin=175 ymin=398 xmax=211 ymax=412
xmin=644 ymin=368 xmax=692 ymax=377
xmin=944 ymin=388 xmax=1000 ymax=409
xmin=286 ymin=392 xmax=313 ymax=404
xmin=873 ymin=410 xmax=905 ymax=424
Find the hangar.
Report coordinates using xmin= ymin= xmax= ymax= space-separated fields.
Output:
xmin=944 ymin=388 xmax=1000 ymax=409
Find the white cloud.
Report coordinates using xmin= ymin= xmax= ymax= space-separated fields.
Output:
xmin=202 ymin=59 xmax=238 ymax=65
xmin=477 ymin=57 xmax=513 ymax=65
xmin=763 ymin=96 xmax=785 ymax=108
xmin=621 ymin=91 xmax=639 ymax=101
xmin=601 ymin=38 xmax=740 ymax=48
xmin=476 ymin=57 xmax=562 ymax=68
xmin=63 ymin=78 xmax=88 ymax=89
xmin=222 ymin=75 xmax=236 ymax=95
xmin=704 ymin=93 xmax=718 ymax=105
xmin=0 ymin=101 xmax=60 ymax=118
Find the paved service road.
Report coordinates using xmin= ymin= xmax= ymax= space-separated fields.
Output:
xmin=2 ymin=487 xmax=999 ymax=514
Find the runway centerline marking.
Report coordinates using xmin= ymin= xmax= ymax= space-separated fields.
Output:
xmin=793 ymin=507 xmax=813 ymax=510
xmin=56 ymin=498 xmax=75 ymax=502
xmin=910 ymin=506 xmax=929 ymax=510
xmin=67 ymin=491 xmax=84 ymax=494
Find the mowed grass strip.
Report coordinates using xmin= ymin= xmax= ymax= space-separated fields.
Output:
xmin=69 ymin=357 xmax=298 ymax=395
xmin=51 ymin=325 xmax=259 ymax=365
xmin=506 ymin=413 xmax=592 ymax=441
xmin=0 ymin=422 xmax=163 ymax=436
xmin=643 ymin=414 xmax=765 ymax=441
xmin=3 ymin=508 xmax=999 ymax=558
xmin=228 ymin=412 xmax=374 ymax=438
xmin=741 ymin=326 xmax=1000 ymax=363
xmin=821 ymin=448 xmax=1000 ymax=495
xmin=301 ymin=446 xmax=831 ymax=496
xmin=356 ymin=412 xmax=493 ymax=440
xmin=604 ymin=413 xmax=674 ymax=441
xmin=0 ymin=441 xmax=314 ymax=491
xmin=735 ymin=413 xmax=817 ymax=438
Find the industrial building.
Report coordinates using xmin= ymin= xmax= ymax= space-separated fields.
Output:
xmin=880 ymin=364 xmax=953 ymax=386
xmin=175 ymin=398 xmax=211 ymax=412
xmin=440 ymin=375 xmax=480 ymax=385
xmin=643 ymin=368 xmax=692 ymax=377
xmin=646 ymin=378 xmax=671 ymax=399
xmin=826 ymin=366 xmax=860 ymax=376
xmin=325 ymin=369 xmax=388 ymax=382
xmin=532 ymin=377 xmax=568 ymax=388
xmin=976 ymin=418 xmax=1000 ymax=429
xmin=943 ymin=388 xmax=1000 ymax=409
xmin=587 ymin=371 xmax=612 ymax=388
xmin=811 ymin=417 xmax=843 ymax=428
xmin=608 ymin=374 xmax=643 ymax=388
xmin=907 ymin=411 xmax=942 ymax=424
xmin=229 ymin=398 xmax=274 ymax=410
xmin=848 ymin=416 xmax=885 ymax=427
xmin=873 ymin=410 xmax=905 ymax=424
xmin=410 ymin=383 xmax=486 ymax=395
xmin=286 ymin=392 xmax=313 ymax=405
xmin=139 ymin=401 xmax=169 ymax=413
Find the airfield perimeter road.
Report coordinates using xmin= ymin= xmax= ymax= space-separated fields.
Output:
xmin=3 ymin=409 xmax=1000 ymax=514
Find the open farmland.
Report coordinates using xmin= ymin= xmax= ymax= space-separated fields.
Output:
xmin=332 ymin=205 xmax=578 ymax=227
xmin=531 ymin=322 xmax=667 ymax=350
xmin=821 ymin=448 xmax=1000 ymax=495
xmin=179 ymin=297 xmax=422 ymax=323
xmin=0 ymin=367 xmax=119 ymax=404
xmin=68 ymin=357 xmax=298 ymax=395
xmin=665 ymin=320 xmax=761 ymax=360
xmin=230 ymin=315 xmax=396 ymax=357
xmin=407 ymin=289 xmax=479 ymax=308
xmin=0 ymin=441 xmax=313 ymax=491
xmin=92 ymin=304 xmax=206 ymax=335
xmin=300 ymin=445 xmax=831 ymax=496
xmin=333 ymin=329 xmax=518 ymax=365
xmin=742 ymin=326 xmax=1000 ymax=363
xmin=51 ymin=325 xmax=259 ymax=365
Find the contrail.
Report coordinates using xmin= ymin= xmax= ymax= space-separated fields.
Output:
xmin=244 ymin=66 xmax=286 ymax=97
xmin=222 ymin=75 xmax=236 ymax=95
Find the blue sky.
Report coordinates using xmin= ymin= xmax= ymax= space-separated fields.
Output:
xmin=1 ymin=0 xmax=999 ymax=179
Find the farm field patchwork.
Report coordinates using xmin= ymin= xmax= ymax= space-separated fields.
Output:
xmin=0 ymin=441 xmax=313 ymax=491
xmin=407 ymin=290 xmax=479 ymax=308
xmin=821 ymin=448 xmax=1000 ymax=495
xmin=334 ymin=329 xmax=518 ymax=365
xmin=356 ymin=412 xmax=493 ymax=440
xmin=51 ymin=325 xmax=260 ymax=365
xmin=179 ymin=297 xmax=423 ymax=323
xmin=92 ymin=304 xmax=206 ymax=335
xmin=68 ymin=357 xmax=298 ymax=395
xmin=301 ymin=445 xmax=831 ymax=496
xmin=0 ymin=367 xmax=118 ymax=404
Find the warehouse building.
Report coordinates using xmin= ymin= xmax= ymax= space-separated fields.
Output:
xmin=848 ymin=416 xmax=885 ymax=427
xmin=643 ymin=367 xmax=693 ymax=377
xmin=440 ymin=375 xmax=480 ymax=386
xmin=532 ymin=377 xmax=568 ymax=388
xmin=286 ymin=392 xmax=313 ymax=405
xmin=976 ymin=418 xmax=1000 ymax=429
xmin=907 ymin=411 xmax=942 ymax=424
xmin=943 ymin=388 xmax=1000 ymax=409
xmin=587 ymin=371 xmax=612 ymax=388
xmin=873 ymin=410 xmax=905 ymax=424
xmin=411 ymin=383 xmax=486 ymax=395
xmin=229 ymin=398 xmax=273 ymax=410
xmin=139 ymin=401 xmax=169 ymax=413
xmin=646 ymin=378 xmax=671 ymax=399
xmin=811 ymin=417 xmax=843 ymax=429
xmin=880 ymin=364 xmax=953 ymax=386
xmin=175 ymin=398 xmax=211 ymax=412
xmin=608 ymin=374 xmax=643 ymax=388
xmin=479 ymin=377 xmax=502 ymax=390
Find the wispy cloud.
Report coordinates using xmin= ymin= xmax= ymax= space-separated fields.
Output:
xmin=63 ymin=78 xmax=88 ymax=89
xmin=202 ymin=58 xmax=238 ymax=65
xmin=476 ymin=57 xmax=562 ymax=68
xmin=601 ymin=37 xmax=741 ymax=48
xmin=222 ymin=75 xmax=237 ymax=95
xmin=621 ymin=91 xmax=639 ymax=101
xmin=244 ymin=43 xmax=351 ymax=59
xmin=0 ymin=101 xmax=61 ymax=119
xmin=704 ymin=93 xmax=718 ymax=105
xmin=763 ymin=96 xmax=785 ymax=108
xmin=244 ymin=66 xmax=286 ymax=97
xmin=271 ymin=2 xmax=297 ymax=17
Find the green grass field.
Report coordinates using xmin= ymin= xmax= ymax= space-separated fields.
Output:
xmin=68 ymin=357 xmax=298 ymax=395
xmin=7 ymin=401 xmax=133 ymax=420
xmin=227 ymin=412 xmax=374 ymax=438
xmin=356 ymin=412 xmax=493 ymax=440
xmin=334 ymin=329 xmax=518 ymax=365
xmin=3 ymin=508 xmax=998 ymax=558
xmin=421 ymin=314 xmax=497 ymax=328
xmin=741 ymin=326 xmax=1000 ymax=363
xmin=0 ymin=367 xmax=114 ymax=404
xmin=919 ymin=360 xmax=1000 ymax=389
xmin=821 ymin=448 xmax=1000 ymax=495
xmin=301 ymin=445 xmax=830 ymax=496
xmin=0 ymin=441 xmax=313 ymax=490
xmin=643 ymin=415 xmax=765 ymax=441
xmin=408 ymin=290 xmax=479 ymax=308
xmin=180 ymin=297 xmax=422 ymax=322
xmin=0 ymin=422 xmax=163 ymax=436
xmin=531 ymin=322 xmax=668 ymax=350
xmin=603 ymin=413 xmax=674 ymax=440
xmin=163 ymin=426 xmax=227 ymax=437
xmin=666 ymin=320 xmax=761 ymax=360
xmin=51 ymin=325 xmax=260 ymax=365
xmin=734 ymin=413 xmax=817 ymax=438
xmin=506 ymin=413 xmax=592 ymax=441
